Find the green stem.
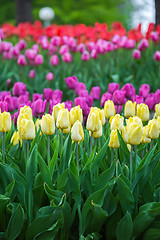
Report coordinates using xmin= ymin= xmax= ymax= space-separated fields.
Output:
xmin=28 ymin=189 xmax=32 ymax=224
xmin=2 ymin=132 xmax=5 ymax=162
xmin=47 ymin=135 xmax=50 ymax=166
xmin=150 ymin=140 xmax=153 ymax=150
xmin=27 ymin=140 xmax=29 ymax=160
xmin=61 ymin=129 xmax=63 ymax=154
xmin=78 ymin=206 xmax=82 ymax=237
xmin=135 ymin=145 xmax=137 ymax=169
xmin=111 ymin=148 xmax=114 ymax=164
xmin=116 ymin=160 xmax=119 ymax=177
xmin=90 ymin=132 xmax=93 ymax=154
xmin=130 ymin=145 xmax=133 ymax=182
xmin=76 ymin=142 xmax=79 ymax=170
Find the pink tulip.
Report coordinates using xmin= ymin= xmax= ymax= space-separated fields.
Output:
xmin=65 ymin=76 xmax=78 ymax=90
xmin=46 ymin=72 xmax=54 ymax=81
xmin=13 ymin=82 xmax=26 ymax=96
xmin=17 ymin=55 xmax=27 ymax=66
xmin=133 ymin=49 xmax=141 ymax=59
xmin=62 ymin=52 xmax=72 ymax=63
xmin=154 ymin=51 xmax=160 ymax=61
xmin=29 ymin=69 xmax=35 ymax=78
xmin=112 ymin=90 xmax=126 ymax=105
xmin=101 ymin=92 xmax=112 ymax=107
xmin=50 ymin=55 xmax=59 ymax=66
xmin=108 ymin=83 xmax=119 ymax=94
xmin=90 ymin=86 xmax=101 ymax=100
xmin=34 ymin=54 xmax=43 ymax=65
xmin=139 ymin=84 xmax=150 ymax=98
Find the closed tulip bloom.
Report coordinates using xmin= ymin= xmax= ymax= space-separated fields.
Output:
xmin=124 ymin=101 xmax=136 ymax=118
xmin=18 ymin=118 xmax=35 ymax=140
xmin=41 ymin=114 xmax=55 ymax=135
xmin=108 ymin=130 xmax=120 ymax=148
xmin=126 ymin=116 xmax=143 ymax=127
xmin=0 ymin=112 xmax=11 ymax=132
xmin=56 ymin=109 xmax=70 ymax=130
xmin=11 ymin=131 xmax=22 ymax=146
xmin=70 ymin=106 xmax=83 ymax=126
xmin=137 ymin=103 xmax=150 ymax=121
xmin=109 ymin=114 xmax=124 ymax=132
xmin=86 ymin=111 xmax=101 ymax=132
xmin=122 ymin=126 xmax=128 ymax=143
xmin=155 ymin=103 xmax=160 ymax=117
xmin=127 ymin=122 xmax=143 ymax=145
xmin=19 ymin=105 xmax=33 ymax=118
xmin=90 ymin=107 xmax=105 ymax=125
xmin=52 ymin=103 xmax=65 ymax=122
xmin=93 ymin=121 xmax=102 ymax=138
xmin=71 ymin=120 xmax=84 ymax=142
xmin=147 ymin=119 xmax=159 ymax=139
xmin=104 ymin=100 xmax=116 ymax=119
xmin=141 ymin=126 xmax=151 ymax=144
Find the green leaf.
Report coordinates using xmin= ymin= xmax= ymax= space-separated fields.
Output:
xmin=26 ymin=145 xmax=38 ymax=188
xmin=4 ymin=180 xmax=15 ymax=198
xmin=116 ymin=211 xmax=133 ymax=240
xmin=143 ymin=228 xmax=160 ymax=240
xmin=44 ymin=183 xmax=64 ymax=202
xmin=117 ymin=177 xmax=134 ymax=214
xmin=6 ymin=205 xmax=24 ymax=240
xmin=57 ymin=169 xmax=69 ymax=192
xmin=38 ymin=153 xmax=53 ymax=188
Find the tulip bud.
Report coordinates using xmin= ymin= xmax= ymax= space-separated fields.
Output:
xmin=155 ymin=103 xmax=160 ymax=117
xmin=124 ymin=100 xmax=136 ymax=118
xmin=86 ymin=111 xmax=101 ymax=132
xmin=41 ymin=114 xmax=55 ymax=135
xmin=70 ymin=106 xmax=83 ymax=126
xmin=0 ymin=112 xmax=11 ymax=132
xmin=93 ymin=121 xmax=102 ymax=138
xmin=108 ymin=130 xmax=120 ymax=148
xmin=141 ymin=126 xmax=151 ymax=144
xmin=11 ymin=131 xmax=22 ymax=146
xmin=71 ymin=120 xmax=84 ymax=142
xmin=56 ymin=109 xmax=70 ymax=130
xmin=18 ymin=118 xmax=35 ymax=140
xmin=123 ymin=164 xmax=129 ymax=178
xmin=137 ymin=103 xmax=150 ymax=121
xmin=52 ymin=103 xmax=65 ymax=122
xmin=147 ymin=119 xmax=159 ymax=139
xmin=128 ymin=122 xmax=143 ymax=145
xmin=104 ymin=100 xmax=116 ymax=119
xmin=109 ymin=114 xmax=124 ymax=132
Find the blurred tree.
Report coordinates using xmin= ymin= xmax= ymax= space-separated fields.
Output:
xmin=155 ymin=0 xmax=160 ymax=26
xmin=16 ymin=0 xmax=33 ymax=24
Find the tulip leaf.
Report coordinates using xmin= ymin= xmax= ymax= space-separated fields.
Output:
xmin=26 ymin=145 xmax=38 ymax=188
xmin=4 ymin=180 xmax=15 ymax=198
xmin=117 ymin=176 xmax=134 ymax=214
xmin=38 ymin=153 xmax=53 ymax=188
xmin=57 ymin=168 xmax=69 ymax=192
xmin=6 ymin=205 xmax=24 ymax=240
xmin=44 ymin=183 xmax=64 ymax=202
xmin=116 ymin=211 xmax=133 ymax=240
xmin=142 ymin=228 xmax=160 ymax=240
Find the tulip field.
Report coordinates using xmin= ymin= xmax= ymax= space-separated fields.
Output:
xmin=0 ymin=21 xmax=160 ymax=239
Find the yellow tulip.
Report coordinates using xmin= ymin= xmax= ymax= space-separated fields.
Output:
xmin=108 ymin=130 xmax=120 ymax=148
xmin=70 ymin=106 xmax=83 ymax=126
xmin=155 ymin=103 xmax=160 ymax=117
xmin=93 ymin=121 xmax=102 ymax=138
xmin=124 ymin=100 xmax=136 ymax=118
xmin=41 ymin=114 xmax=55 ymax=135
xmin=86 ymin=111 xmax=101 ymax=132
xmin=104 ymin=100 xmax=116 ymax=119
xmin=35 ymin=119 xmax=42 ymax=135
xmin=63 ymin=124 xmax=71 ymax=134
xmin=56 ymin=109 xmax=70 ymax=130
xmin=147 ymin=119 xmax=159 ymax=139
xmin=157 ymin=116 xmax=160 ymax=131
xmin=19 ymin=105 xmax=33 ymax=119
xmin=122 ymin=126 xmax=128 ymax=143
xmin=71 ymin=120 xmax=84 ymax=142
xmin=137 ymin=103 xmax=149 ymax=121
xmin=18 ymin=118 xmax=35 ymax=140
xmin=11 ymin=131 xmax=22 ymax=146
xmin=52 ymin=103 xmax=65 ymax=122
xmin=0 ymin=112 xmax=11 ymax=132
xmin=141 ymin=126 xmax=151 ymax=144
xmin=90 ymin=107 xmax=105 ymax=125
xmin=109 ymin=114 xmax=124 ymax=132
xmin=126 ymin=116 xmax=143 ymax=127
xmin=127 ymin=122 xmax=143 ymax=145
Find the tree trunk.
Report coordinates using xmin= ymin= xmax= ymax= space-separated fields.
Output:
xmin=155 ymin=0 xmax=160 ymax=26
xmin=16 ymin=0 xmax=33 ymax=24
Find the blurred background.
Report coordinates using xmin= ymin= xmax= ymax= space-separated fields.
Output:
xmin=0 ymin=0 xmax=159 ymax=31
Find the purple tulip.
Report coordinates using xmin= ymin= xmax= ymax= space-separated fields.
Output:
xmin=34 ymin=54 xmax=43 ymax=65
xmin=74 ymin=97 xmax=89 ymax=115
xmin=77 ymin=43 xmax=86 ymax=53
xmin=108 ymin=83 xmax=119 ymax=94
xmin=32 ymin=44 xmax=39 ymax=53
xmin=4 ymin=95 xmax=15 ymax=112
xmin=101 ymin=92 xmax=112 ymax=107
xmin=155 ymin=89 xmax=160 ymax=104
xmin=33 ymin=93 xmax=43 ymax=102
xmin=13 ymin=82 xmax=26 ymax=96
xmin=29 ymin=69 xmax=35 ymax=78
xmin=151 ymin=32 xmax=159 ymax=42
xmin=154 ymin=51 xmax=160 ymax=61
xmin=50 ymin=36 xmax=61 ymax=46
xmin=59 ymin=45 xmax=69 ymax=55
xmin=32 ymin=99 xmax=47 ymax=117
xmin=122 ymin=83 xmax=135 ymax=99
xmin=0 ymin=101 xmax=8 ymax=112
xmin=18 ymin=39 xmax=27 ymax=50
xmin=44 ymin=88 xmax=53 ymax=101
xmin=64 ymin=100 xmax=73 ymax=111
xmin=139 ymin=84 xmax=150 ymax=98
xmin=75 ymin=82 xmax=86 ymax=95
xmin=65 ymin=76 xmax=78 ymax=90
xmin=145 ymin=93 xmax=155 ymax=110
xmin=17 ymin=55 xmax=27 ymax=66
xmin=112 ymin=90 xmax=126 ymax=105
xmin=85 ymin=95 xmax=93 ymax=107
xmin=0 ymin=91 xmax=11 ymax=101
xmin=135 ymin=95 xmax=144 ymax=104
xmin=62 ymin=52 xmax=72 ymax=63
xmin=50 ymin=55 xmax=59 ymax=66
xmin=90 ymin=86 xmax=101 ymax=100
xmin=52 ymin=89 xmax=63 ymax=102
xmin=79 ymin=90 xmax=89 ymax=98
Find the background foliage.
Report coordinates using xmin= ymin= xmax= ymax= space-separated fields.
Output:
xmin=0 ymin=0 xmax=132 ymax=28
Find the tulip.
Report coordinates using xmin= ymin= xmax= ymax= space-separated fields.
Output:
xmin=112 ymin=90 xmax=126 ymax=106
xmin=79 ymin=90 xmax=89 ymax=98
xmin=124 ymin=101 xmax=136 ymax=118
xmin=75 ymin=82 xmax=86 ymax=95
xmin=41 ymin=114 xmax=55 ymax=135
xmin=13 ymin=82 xmax=26 ymax=96
xmin=109 ymin=114 xmax=124 ymax=132
xmin=71 ymin=120 xmax=84 ymax=143
xmin=35 ymin=119 xmax=42 ymax=135
xmin=65 ymin=76 xmax=78 ymax=90
xmin=11 ymin=131 xmax=22 ymax=146
xmin=52 ymin=103 xmax=65 ymax=122
xmin=155 ymin=103 xmax=160 ymax=117
xmin=141 ymin=126 xmax=151 ymax=144
xmin=108 ymin=130 xmax=120 ymax=148
xmin=17 ymin=55 xmax=27 ymax=66
xmin=93 ymin=121 xmax=102 ymax=138
xmin=64 ymin=100 xmax=73 ymax=111
xmin=19 ymin=105 xmax=33 ymax=118
xmin=81 ymin=51 xmax=90 ymax=61
xmin=90 ymin=86 xmax=101 ymax=100
xmin=147 ymin=119 xmax=159 ymax=139
xmin=0 ymin=101 xmax=8 ymax=112
xmin=32 ymin=99 xmax=47 ymax=117
xmin=70 ymin=106 xmax=83 ymax=126
xmin=18 ymin=118 xmax=35 ymax=140
xmin=56 ymin=109 xmax=70 ymax=130
xmin=86 ymin=111 xmax=101 ymax=133
xmin=108 ymin=83 xmax=119 ymax=94
xmin=50 ymin=55 xmax=59 ymax=66
xmin=0 ymin=111 xmax=11 ymax=133
xmin=32 ymin=93 xmax=43 ymax=102
xmin=52 ymin=90 xmax=63 ymax=102
xmin=122 ymin=83 xmax=135 ymax=100
xmin=43 ymin=88 xmax=53 ymax=101
xmin=135 ymin=95 xmax=144 ymax=104
xmin=104 ymin=100 xmax=116 ymax=119
xmin=145 ymin=94 xmax=155 ymax=110
xmin=46 ymin=72 xmax=54 ymax=81
xmin=125 ymin=120 xmax=143 ymax=146
xmin=25 ymin=49 xmax=37 ymax=60
xmin=155 ymin=89 xmax=160 ymax=104
xmin=139 ymin=84 xmax=150 ymax=98
xmin=62 ymin=52 xmax=72 ymax=63
xmin=34 ymin=54 xmax=43 ymax=65
xmin=137 ymin=103 xmax=149 ymax=122
xmin=101 ymin=92 xmax=112 ymax=107
xmin=154 ymin=51 xmax=160 ymax=61
xmin=132 ymin=49 xmax=141 ymax=59
xmin=29 ymin=70 xmax=35 ymax=78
